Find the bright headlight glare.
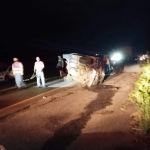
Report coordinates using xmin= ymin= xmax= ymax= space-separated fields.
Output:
xmin=139 ymin=57 xmax=143 ymax=60
xmin=111 ymin=53 xmax=122 ymax=61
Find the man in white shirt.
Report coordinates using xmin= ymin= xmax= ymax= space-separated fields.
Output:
xmin=34 ymin=56 xmax=46 ymax=88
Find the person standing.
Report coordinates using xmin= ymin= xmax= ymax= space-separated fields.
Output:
xmin=12 ymin=57 xmax=26 ymax=89
xmin=56 ymin=55 xmax=64 ymax=77
xmin=102 ymin=55 xmax=110 ymax=74
xmin=34 ymin=56 xmax=46 ymax=88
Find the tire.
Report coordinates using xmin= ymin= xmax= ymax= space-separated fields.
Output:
xmin=4 ymin=75 xmax=9 ymax=82
xmin=115 ymin=68 xmax=122 ymax=74
xmin=79 ymin=57 xmax=93 ymax=65
xmin=120 ymin=65 xmax=124 ymax=73
xmin=114 ymin=63 xmax=124 ymax=74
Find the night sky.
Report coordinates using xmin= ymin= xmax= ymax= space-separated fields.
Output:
xmin=1 ymin=0 xmax=150 ymax=61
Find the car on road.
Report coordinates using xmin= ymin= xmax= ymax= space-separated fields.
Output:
xmin=0 ymin=66 xmax=13 ymax=82
xmin=93 ymin=52 xmax=125 ymax=75
xmin=63 ymin=53 xmax=105 ymax=87
xmin=109 ymin=52 xmax=125 ymax=74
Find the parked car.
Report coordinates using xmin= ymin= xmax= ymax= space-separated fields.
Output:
xmin=63 ymin=53 xmax=105 ymax=87
xmin=0 ymin=66 xmax=13 ymax=82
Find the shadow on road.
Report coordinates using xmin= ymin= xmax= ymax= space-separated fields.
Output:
xmin=41 ymin=86 xmax=116 ymax=150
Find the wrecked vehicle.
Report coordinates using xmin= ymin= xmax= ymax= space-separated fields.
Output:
xmin=63 ymin=53 xmax=105 ymax=87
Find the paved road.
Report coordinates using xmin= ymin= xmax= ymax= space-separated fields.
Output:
xmin=0 ymin=69 xmax=59 ymax=90
xmin=0 ymin=77 xmax=68 ymax=109
xmin=124 ymin=62 xmax=141 ymax=72
xmin=0 ymin=63 xmax=143 ymax=150
xmin=0 ymin=63 xmax=141 ymax=117
xmin=104 ymin=62 xmax=141 ymax=82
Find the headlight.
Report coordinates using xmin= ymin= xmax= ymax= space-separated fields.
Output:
xmin=139 ymin=57 xmax=143 ymax=61
xmin=111 ymin=53 xmax=123 ymax=61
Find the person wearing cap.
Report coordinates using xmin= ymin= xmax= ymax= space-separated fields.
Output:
xmin=34 ymin=57 xmax=46 ymax=88
xmin=12 ymin=57 xmax=26 ymax=89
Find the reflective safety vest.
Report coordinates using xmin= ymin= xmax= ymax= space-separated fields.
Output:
xmin=12 ymin=62 xmax=23 ymax=75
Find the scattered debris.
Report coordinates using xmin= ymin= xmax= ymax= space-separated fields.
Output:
xmin=95 ymin=109 xmax=114 ymax=115
xmin=43 ymin=96 xmax=47 ymax=99
xmin=120 ymin=107 xmax=126 ymax=112
xmin=120 ymin=100 xmax=131 ymax=112
xmin=111 ymin=87 xmax=118 ymax=90
xmin=130 ymin=112 xmax=139 ymax=119
xmin=67 ymin=92 xmax=74 ymax=95
xmin=132 ymin=72 xmax=137 ymax=75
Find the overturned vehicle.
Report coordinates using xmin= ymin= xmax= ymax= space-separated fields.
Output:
xmin=63 ymin=53 xmax=105 ymax=87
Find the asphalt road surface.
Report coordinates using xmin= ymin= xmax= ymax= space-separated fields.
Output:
xmin=0 ymin=62 xmax=145 ymax=150
xmin=0 ymin=77 xmax=75 ymax=109
xmin=0 ymin=69 xmax=59 ymax=90
xmin=0 ymin=62 xmax=141 ymax=116
xmin=124 ymin=62 xmax=141 ymax=72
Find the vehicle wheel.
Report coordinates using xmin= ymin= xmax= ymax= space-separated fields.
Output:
xmin=116 ymin=68 xmax=122 ymax=74
xmin=114 ymin=64 xmax=123 ymax=74
xmin=120 ymin=66 xmax=124 ymax=73
xmin=4 ymin=75 xmax=9 ymax=82
xmin=79 ymin=57 xmax=93 ymax=65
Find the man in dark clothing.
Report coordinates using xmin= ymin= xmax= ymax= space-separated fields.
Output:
xmin=56 ymin=55 xmax=64 ymax=77
xmin=102 ymin=55 xmax=110 ymax=74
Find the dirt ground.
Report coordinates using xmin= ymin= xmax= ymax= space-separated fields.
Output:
xmin=0 ymin=67 xmax=149 ymax=150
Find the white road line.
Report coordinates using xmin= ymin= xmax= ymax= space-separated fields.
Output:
xmin=0 ymin=81 xmax=76 ymax=111
xmin=0 ymin=86 xmax=16 ymax=92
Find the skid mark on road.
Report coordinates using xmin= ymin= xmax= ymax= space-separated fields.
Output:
xmin=41 ymin=88 xmax=116 ymax=150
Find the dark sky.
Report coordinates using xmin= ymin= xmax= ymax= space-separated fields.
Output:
xmin=1 ymin=0 xmax=150 ymax=58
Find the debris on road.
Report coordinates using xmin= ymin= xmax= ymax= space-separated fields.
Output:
xmin=43 ymin=96 xmax=47 ymax=99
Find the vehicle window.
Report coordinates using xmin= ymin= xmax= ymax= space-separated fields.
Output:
xmin=0 ymin=67 xmax=8 ymax=72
